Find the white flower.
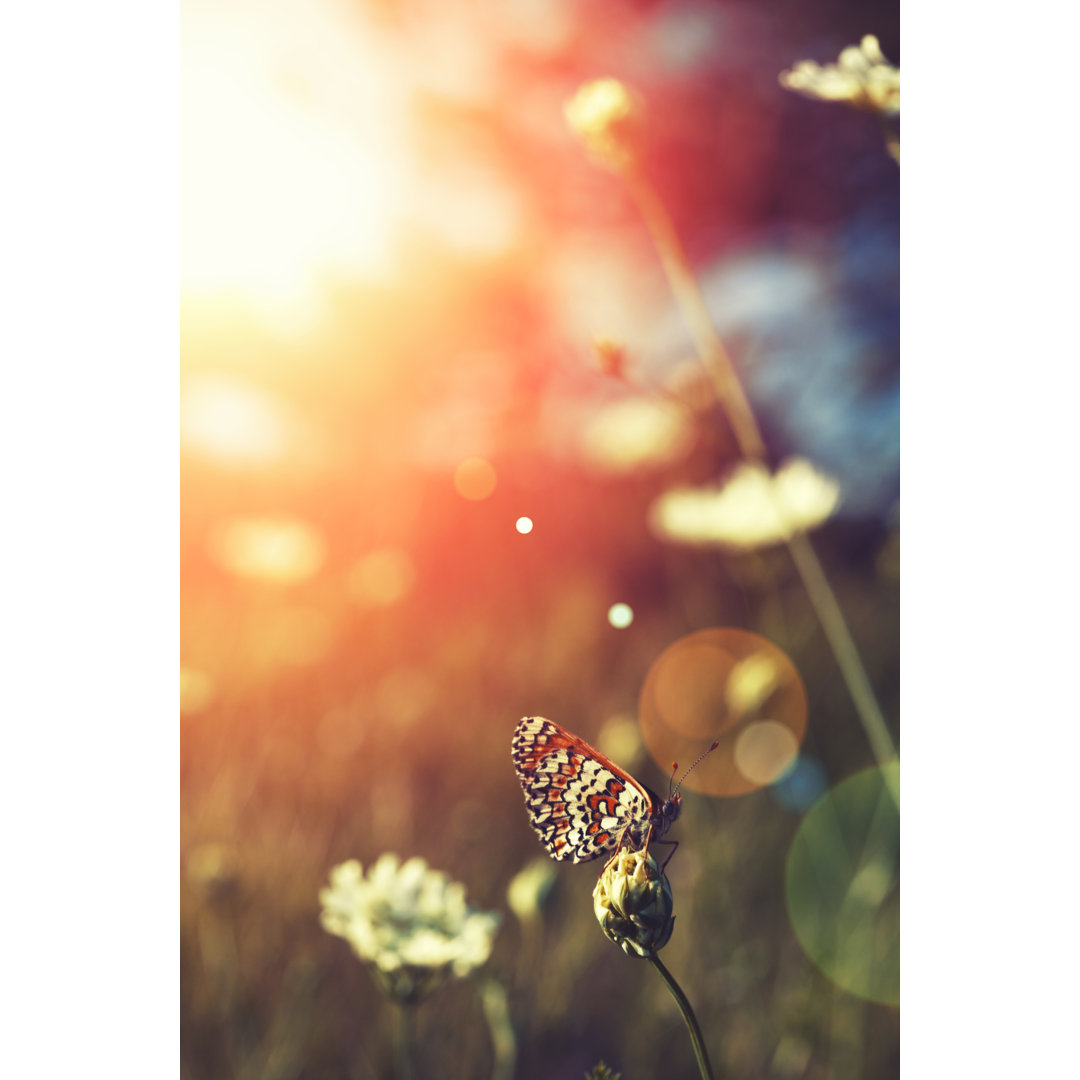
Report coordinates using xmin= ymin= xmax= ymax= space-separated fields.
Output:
xmin=648 ymin=458 xmax=841 ymax=550
xmin=320 ymin=854 xmax=499 ymax=1003
xmin=780 ymin=35 xmax=900 ymax=116
xmin=564 ymin=78 xmax=641 ymax=170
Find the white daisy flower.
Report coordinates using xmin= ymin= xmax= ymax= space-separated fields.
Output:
xmin=648 ymin=458 xmax=841 ymax=550
xmin=780 ymin=36 xmax=900 ymax=117
xmin=320 ymin=854 xmax=499 ymax=1003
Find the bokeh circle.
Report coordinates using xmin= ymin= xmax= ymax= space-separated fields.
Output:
xmin=785 ymin=763 xmax=900 ymax=1006
xmin=638 ymin=627 xmax=807 ymax=797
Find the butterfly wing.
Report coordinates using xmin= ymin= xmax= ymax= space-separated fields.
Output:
xmin=512 ymin=716 xmax=654 ymax=863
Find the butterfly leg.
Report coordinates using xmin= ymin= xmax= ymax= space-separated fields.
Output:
xmin=601 ymin=824 xmax=636 ymax=873
xmin=652 ymin=838 xmax=679 ymax=871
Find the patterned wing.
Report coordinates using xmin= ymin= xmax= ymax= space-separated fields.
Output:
xmin=511 ymin=716 xmax=655 ymax=863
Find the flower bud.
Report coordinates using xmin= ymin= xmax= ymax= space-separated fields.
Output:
xmin=564 ymin=79 xmax=642 ymax=172
xmin=592 ymin=849 xmax=675 ymax=958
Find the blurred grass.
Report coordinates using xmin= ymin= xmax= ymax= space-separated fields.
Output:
xmin=182 ymin=510 xmax=898 ymax=1078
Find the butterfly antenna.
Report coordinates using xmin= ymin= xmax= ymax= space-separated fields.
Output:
xmin=672 ymin=740 xmax=720 ymax=797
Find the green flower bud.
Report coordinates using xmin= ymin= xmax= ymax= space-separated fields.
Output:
xmin=592 ymin=849 xmax=675 ymax=958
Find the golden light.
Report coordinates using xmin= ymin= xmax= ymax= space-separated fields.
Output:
xmin=454 ymin=458 xmax=498 ymax=501
xmin=580 ymin=398 xmax=692 ymax=474
xmin=209 ymin=515 xmax=326 ymax=584
xmin=725 ymin=653 xmax=780 ymax=714
xmin=180 ymin=667 xmax=216 ymax=715
xmin=181 ymin=0 xmax=410 ymax=329
xmin=638 ymin=627 xmax=807 ymax=797
xmin=264 ymin=606 xmax=335 ymax=666
xmin=347 ymin=548 xmax=417 ymax=608
xmin=180 ymin=374 xmax=294 ymax=467
xmin=515 ymin=516 xmax=534 ymax=534
xmin=374 ymin=666 xmax=439 ymax=730
xmin=733 ymin=720 xmax=799 ymax=785
xmin=596 ymin=714 xmax=645 ymax=773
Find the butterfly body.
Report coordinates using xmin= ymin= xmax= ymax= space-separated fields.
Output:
xmin=512 ymin=716 xmax=681 ymax=864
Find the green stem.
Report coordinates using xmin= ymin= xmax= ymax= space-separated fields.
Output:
xmin=784 ymin=531 xmax=900 ymax=804
xmin=649 ymin=954 xmax=716 ymax=1080
xmin=624 ymin=164 xmax=898 ymax=800
xmin=395 ymin=1002 xmax=414 ymax=1080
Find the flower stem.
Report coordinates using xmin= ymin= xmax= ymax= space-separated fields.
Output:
xmin=624 ymin=164 xmax=898 ymax=800
xmin=784 ymin=531 xmax=899 ymax=803
xmin=624 ymin=169 xmax=766 ymax=464
xmin=394 ymin=1002 xmax=414 ymax=1080
xmin=649 ymin=954 xmax=716 ymax=1080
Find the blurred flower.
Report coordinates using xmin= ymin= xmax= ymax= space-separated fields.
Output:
xmin=565 ymin=78 xmax=641 ymax=171
xmin=779 ymin=35 xmax=900 ymax=116
xmin=186 ymin=842 xmax=240 ymax=905
xmin=648 ymin=458 xmax=841 ymax=550
xmin=593 ymin=849 xmax=674 ymax=958
xmin=506 ymin=857 xmax=558 ymax=923
xmin=581 ymin=398 xmax=692 ymax=473
xmin=586 ymin=1064 xmax=622 ymax=1080
xmin=320 ymin=855 xmax=499 ymax=1004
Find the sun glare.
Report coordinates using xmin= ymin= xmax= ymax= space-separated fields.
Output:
xmin=181 ymin=0 xmax=410 ymax=328
xmin=180 ymin=374 xmax=294 ymax=467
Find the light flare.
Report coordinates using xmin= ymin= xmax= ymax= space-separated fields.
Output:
xmin=454 ymin=458 xmax=498 ymax=501
xmin=785 ymin=764 xmax=900 ymax=1005
xmin=638 ymin=627 xmax=807 ymax=797
xmin=181 ymin=0 xmax=410 ymax=327
xmin=209 ymin=515 xmax=326 ymax=584
xmin=733 ymin=720 xmax=799 ymax=785
xmin=180 ymin=374 xmax=295 ymax=467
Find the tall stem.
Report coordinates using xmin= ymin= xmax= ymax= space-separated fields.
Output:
xmin=625 ymin=170 xmax=766 ymax=464
xmin=649 ymin=954 xmax=717 ymax=1080
xmin=625 ymin=165 xmax=898 ymax=797
xmin=785 ymin=531 xmax=899 ymax=802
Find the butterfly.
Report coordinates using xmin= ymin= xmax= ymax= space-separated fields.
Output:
xmin=512 ymin=716 xmax=688 ymax=867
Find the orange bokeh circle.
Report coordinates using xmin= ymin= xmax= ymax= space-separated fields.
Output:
xmin=638 ymin=627 xmax=807 ymax=798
